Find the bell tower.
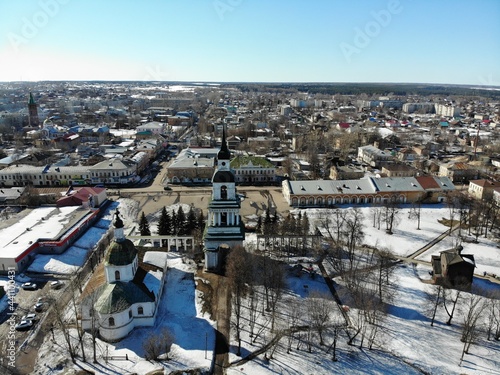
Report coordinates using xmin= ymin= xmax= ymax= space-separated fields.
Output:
xmin=28 ymin=92 xmax=39 ymax=127
xmin=203 ymin=125 xmax=245 ymax=272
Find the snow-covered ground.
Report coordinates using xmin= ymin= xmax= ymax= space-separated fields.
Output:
xmin=5 ymin=200 xmax=500 ymax=374
xmin=305 ymin=204 xmax=500 ymax=275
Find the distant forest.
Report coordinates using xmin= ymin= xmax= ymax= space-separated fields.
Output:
xmin=228 ymin=82 xmax=500 ymax=99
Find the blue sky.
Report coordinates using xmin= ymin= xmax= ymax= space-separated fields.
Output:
xmin=1 ymin=0 xmax=499 ymax=85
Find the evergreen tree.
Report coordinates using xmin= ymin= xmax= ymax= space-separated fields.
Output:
xmin=171 ymin=209 xmax=178 ymax=235
xmin=269 ymin=211 xmax=279 ymax=235
xmin=263 ymin=207 xmax=272 ymax=235
xmin=139 ymin=212 xmax=151 ymax=236
xmin=176 ymin=206 xmax=187 ymax=235
xmin=301 ymin=211 xmax=310 ymax=235
xmin=157 ymin=206 xmax=171 ymax=235
xmin=197 ymin=210 xmax=205 ymax=230
xmin=256 ymin=216 xmax=262 ymax=233
xmin=264 ymin=207 xmax=272 ymax=225
xmin=186 ymin=206 xmax=197 ymax=234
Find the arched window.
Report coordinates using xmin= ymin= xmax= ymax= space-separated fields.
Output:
xmin=221 ymin=185 xmax=227 ymax=200
xmin=129 ymin=310 xmax=132 ymax=319
xmin=115 ymin=270 xmax=120 ymax=281
xmin=109 ymin=317 xmax=115 ymax=326
xmin=138 ymin=306 xmax=144 ymax=315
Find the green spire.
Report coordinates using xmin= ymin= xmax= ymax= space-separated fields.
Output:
xmin=29 ymin=92 xmax=36 ymax=105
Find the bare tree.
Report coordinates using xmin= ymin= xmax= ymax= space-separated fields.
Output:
xmin=443 ymin=285 xmax=462 ymax=326
xmin=306 ymin=291 xmax=336 ymax=346
xmin=408 ymin=196 xmax=424 ymax=230
xmin=343 ymin=208 xmax=365 ymax=269
xmin=285 ymin=300 xmax=302 ymax=353
xmin=371 ymin=205 xmax=383 ymax=230
xmin=67 ymin=281 xmax=86 ymax=362
xmin=460 ymin=293 xmax=486 ymax=363
xmin=484 ymin=291 xmax=500 ymax=341
xmin=226 ymin=245 xmax=253 ymax=355
xmin=247 ymin=287 xmax=261 ymax=342
xmin=429 ymin=284 xmax=444 ymax=327
xmin=143 ymin=327 xmax=175 ymax=361
xmin=446 ymin=191 xmax=459 ymax=235
xmin=255 ymin=256 xmax=287 ymax=331
xmin=51 ymin=295 xmax=77 ymax=363
xmin=373 ymin=248 xmax=396 ymax=304
xmin=382 ymin=196 xmax=401 ymax=235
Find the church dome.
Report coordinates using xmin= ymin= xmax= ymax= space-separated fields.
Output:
xmin=105 ymin=239 xmax=138 ymax=266
xmin=212 ymin=170 xmax=234 ymax=183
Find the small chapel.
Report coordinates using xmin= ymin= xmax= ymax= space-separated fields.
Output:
xmin=203 ymin=125 xmax=245 ymax=272
xmin=80 ymin=210 xmax=165 ymax=342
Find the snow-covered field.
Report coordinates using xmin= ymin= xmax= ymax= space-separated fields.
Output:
xmin=6 ymin=200 xmax=500 ymax=374
xmin=305 ymin=204 xmax=500 ymax=275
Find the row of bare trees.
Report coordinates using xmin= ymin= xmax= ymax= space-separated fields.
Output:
xmin=427 ymin=281 xmax=500 ymax=364
xmin=225 ymin=245 xmax=348 ymax=362
xmin=445 ymin=190 xmax=500 ymax=243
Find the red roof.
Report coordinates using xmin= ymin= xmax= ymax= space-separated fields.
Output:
xmin=56 ymin=186 xmax=105 ymax=207
xmin=416 ymin=176 xmax=440 ymax=189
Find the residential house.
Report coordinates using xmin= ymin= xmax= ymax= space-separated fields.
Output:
xmin=415 ymin=175 xmax=455 ymax=203
xmin=397 ymin=148 xmax=420 ymax=163
xmin=357 ymin=145 xmax=394 ymax=168
xmin=329 ymin=164 xmax=365 ymax=180
xmin=382 ymin=164 xmax=418 ymax=178
xmin=56 ymin=186 xmax=107 ymax=208
xmin=468 ymin=179 xmax=500 ymax=200
xmin=438 ymin=162 xmax=478 ymax=183
xmin=136 ymin=121 xmax=166 ymax=136
xmin=230 ymin=155 xmax=276 ymax=184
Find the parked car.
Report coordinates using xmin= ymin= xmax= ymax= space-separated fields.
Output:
xmin=34 ymin=302 xmax=44 ymax=312
xmin=15 ymin=320 xmax=33 ymax=331
xmin=50 ymin=280 xmax=63 ymax=289
xmin=21 ymin=313 xmax=36 ymax=321
xmin=22 ymin=282 xmax=37 ymax=290
xmin=164 ymin=186 xmax=172 ymax=191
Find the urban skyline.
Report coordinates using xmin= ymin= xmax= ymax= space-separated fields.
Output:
xmin=1 ymin=0 xmax=499 ymax=86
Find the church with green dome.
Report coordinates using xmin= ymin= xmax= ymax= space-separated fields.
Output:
xmin=80 ymin=210 xmax=165 ymax=342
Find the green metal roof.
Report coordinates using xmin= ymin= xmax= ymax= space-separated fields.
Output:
xmin=105 ymin=239 xmax=138 ymax=266
xmin=94 ymin=281 xmax=155 ymax=314
xmin=230 ymin=155 xmax=274 ymax=168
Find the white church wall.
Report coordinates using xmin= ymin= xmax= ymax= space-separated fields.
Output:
xmin=104 ymin=256 xmax=137 ymax=283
